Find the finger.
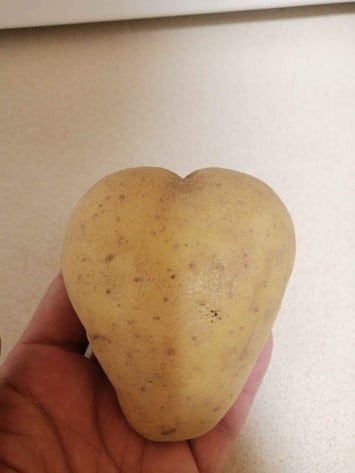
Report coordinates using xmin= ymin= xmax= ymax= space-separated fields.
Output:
xmin=219 ymin=334 xmax=273 ymax=438
xmin=190 ymin=335 xmax=273 ymax=472
xmin=19 ymin=272 xmax=88 ymax=353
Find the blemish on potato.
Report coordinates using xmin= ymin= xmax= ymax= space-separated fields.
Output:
xmin=92 ymin=333 xmax=111 ymax=343
xmin=116 ymin=216 xmax=121 ymax=222
xmin=170 ymin=274 xmax=176 ymax=279
xmin=105 ymin=288 xmax=111 ymax=294
xmin=125 ymin=352 xmax=134 ymax=361
xmin=189 ymin=262 xmax=195 ymax=270
xmin=140 ymin=386 xmax=146 ymax=392
xmin=119 ymin=194 xmax=126 ymax=200
xmin=127 ymin=319 xmax=135 ymax=325
xmin=213 ymin=406 xmax=221 ymax=412
xmin=191 ymin=335 xmax=197 ymax=341
xmin=254 ymin=305 xmax=260 ymax=313
xmin=167 ymin=348 xmax=175 ymax=356
xmin=215 ymin=262 xmax=225 ymax=271
xmin=163 ymin=297 xmax=169 ymax=303
xmin=133 ymin=277 xmax=143 ymax=283
xmin=105 ymin=254 xmax=115 ymax=263
xmin=152 ymin=316 xmax=160 ymax=321
xmin=161 ymin=427 xmax=176 ymax=436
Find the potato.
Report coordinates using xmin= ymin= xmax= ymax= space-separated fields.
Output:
xmin=61 ymin=167 xmax=295 ymax=441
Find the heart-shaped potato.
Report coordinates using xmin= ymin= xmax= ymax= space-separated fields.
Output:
xmin=61 ymin=167 xmax=295 ymax=441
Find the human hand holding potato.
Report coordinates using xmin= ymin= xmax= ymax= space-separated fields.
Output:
xmin=0 ymin=273 xmax=273 ymax=473
xmin=61 ymin=167 xmax=295 ymax=441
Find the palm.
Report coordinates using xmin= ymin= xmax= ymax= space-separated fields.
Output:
xmin=0 ymin=275 xmax=272 ymax=473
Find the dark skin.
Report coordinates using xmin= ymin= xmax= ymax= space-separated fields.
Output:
xmin=0 ymin=274 xmax=272 ymax=473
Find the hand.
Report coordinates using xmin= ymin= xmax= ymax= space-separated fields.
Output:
xmin=0 ymin=274 xmax=272 ymax=473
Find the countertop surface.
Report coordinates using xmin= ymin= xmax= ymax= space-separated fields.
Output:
xmin=1 ymin=4 xmax=354 ymax=472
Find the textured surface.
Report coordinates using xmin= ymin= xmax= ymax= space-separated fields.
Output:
xmin=1 ymin=4 xmax=354 ymax=472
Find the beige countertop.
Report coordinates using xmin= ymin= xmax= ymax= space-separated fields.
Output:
xmin=1 ymin=4 xmax=354 ymax=472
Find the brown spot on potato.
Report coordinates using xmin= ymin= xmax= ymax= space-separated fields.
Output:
xmin=152 ymin=316 xmax=160 ymax=320
xmin=167 ymin=348 xmax=175 ymax=356
xmin=189 ymin=262 xmax=195 ymax=270
xmin=80 ymin=223 xmax=86 ymax=231
xmin=127 ymin=319 xmax=135 ymax=325
xmin=215 ymin=262 xmax=225 ymax=271
xmin=92 ymin=333 xmax=110 ymax=343
xmin=133 ymin=277 xmax=143 ymax=282
xmin=213 ymin=406 xmax=221 ymax=412
xmin=140 ymin=386 xmax=146 ymax=392
xmin=119 ymin=194 xmax=126 ymax=200
xmin=163 ymin=297 xmax=169 ymax=303
xmin=105 ymin=254 xmax=115 ymax=263
xmin=191 ymin=335 xmax=197 ymax=341
xmin=254 ymin=305 xmax=260 ymax=312
xmin=106 ymin=288 xmax=111 ymax=294
xmin=161 ymin=427 xmax=176 ymax=436
xmin=116 ymin=216 xmax=121 ymax=222
xmin=170 ymin=274 xmax=176 ymax=279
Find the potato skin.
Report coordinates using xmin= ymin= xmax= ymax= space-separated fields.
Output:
xmin=61 ymin=167 xmax=295 ymax=441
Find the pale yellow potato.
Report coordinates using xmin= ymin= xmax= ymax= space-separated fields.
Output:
xmin=61 ymin=167 xmax=295 ymax=441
